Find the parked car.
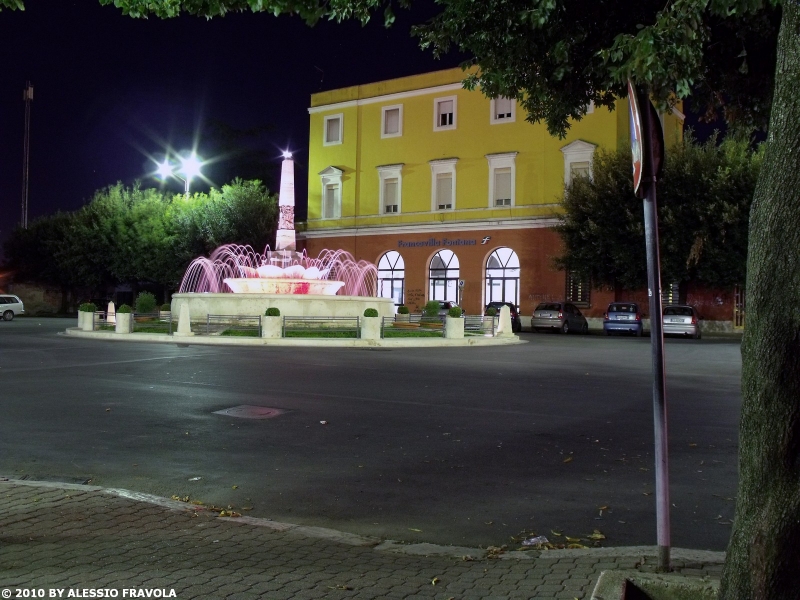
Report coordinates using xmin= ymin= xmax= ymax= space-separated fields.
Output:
xmin=603 ymin=302 xmax=644 ymax=336
xmin=662 ymin=305 xmax=702 ymax=339
xmin=531 ymin=301 xmax=588 ymax=334
xmin=0 ymin=294 xmax=25 ymax=321
xmin=484 ymin=301 xmax=522 ymax=333
xmin=437 ymin=301 xmax=460 ymax=316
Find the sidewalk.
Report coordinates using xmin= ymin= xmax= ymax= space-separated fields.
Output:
xmin=0 ymin=480 xmax=724 ymax=599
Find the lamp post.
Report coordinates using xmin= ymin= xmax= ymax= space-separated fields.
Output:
xmin=156 ymin=153 xmax=202 ymax=196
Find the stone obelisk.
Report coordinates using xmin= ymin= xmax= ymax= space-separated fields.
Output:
xmin=274 ymin=152 xmax=296 ymax=252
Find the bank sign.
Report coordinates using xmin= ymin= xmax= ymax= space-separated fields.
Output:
xmin=398 ymin=237 xmax=479 ymax=248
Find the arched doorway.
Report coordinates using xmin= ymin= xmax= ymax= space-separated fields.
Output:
xmin=485 ymin=247 xmax=520 ymax=306
xmin=429 ymin=250 xmax=460 ymax=303
xmin=377 ymin=251 xmax=405 ymax=306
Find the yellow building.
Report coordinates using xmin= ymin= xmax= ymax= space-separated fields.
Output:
xmin=298 ymin=67 xmax=683 ymax=320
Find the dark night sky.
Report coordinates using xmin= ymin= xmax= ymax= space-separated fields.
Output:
xmin=0 ymin=1 xmax=462 ymax=256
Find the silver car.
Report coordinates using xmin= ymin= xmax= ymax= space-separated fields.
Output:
xmin=0 ymin=294 xmax=25 ymax=321
xmin=531 ymin=301 xmax=588 ymax=334
xmin=662 ymin=305 xmax=701 ymax=339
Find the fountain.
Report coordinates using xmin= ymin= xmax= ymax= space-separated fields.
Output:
xmin=171 ymin=152 xmax=393 ymax=322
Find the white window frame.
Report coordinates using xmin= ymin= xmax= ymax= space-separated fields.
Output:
xmin=433 ymin=95 xmax=457 ymax=131
xmin=323 ymin=113 xmax=343 ymax=146
xmin=560 ymin=140 xmax=597 ymax=186
xmin=490 ymin=97 xmax=516 ymax=124
xmin=377 ymin=164 xmax=404 ymax=215
xmin=429 ymin=158 xmax=458 ymax=211
xmin=318 ymin=166 xmax=343 ymax=219
xmin=381 ymin=104 xmax=403 ymax=139
xmin=486 ymin=152 xmax=518 ymax=208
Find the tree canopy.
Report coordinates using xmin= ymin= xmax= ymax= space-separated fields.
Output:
xmin=2 ymin=179 xmax=278 ymax=301
xmin=557 ymin=135 xmax=762 ymax=290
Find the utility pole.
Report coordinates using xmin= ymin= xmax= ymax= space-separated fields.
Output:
xmin=21 ymin=81 xmax=33 ymax=229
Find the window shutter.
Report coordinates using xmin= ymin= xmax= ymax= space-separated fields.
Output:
xmin=438 ymin=100 xmax=453 ymax=126
xmin=436 ymin=173 xmax=453 ymax=208
xmin=495 ymin=98 xmax=512 ymax=119
xmin=384 ymin=109 xmax=400 ymax=135
xmin=326 ymin=118 xmax=340 ymax=143
xmin=494 ymin=168 xmax=512 ymax=204
xmin=384 ymin=178 xmax=398 ymax=212
xmin=324 ymin=184 xmax=338 ymax=218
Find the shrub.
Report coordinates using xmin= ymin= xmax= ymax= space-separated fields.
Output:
xmin=448 ymin=306 xmax=463 ymax=318
xmin=161 ymin=303 xmax=171 ymax=311
xmin=79 ymin=302 xmax=97 ymax=312
xmin=363 ymin=308 xmax=379 ymax=317
xmin=397 ymin=305 xmax=410 ymax=314
xmin=117 ymin=304 xmax=132 ymax=314
xmin=486 ymin=307 xmax=497 ymax=316
xmin=265 ymin=307 xmax=281 ymax=317
xmin=134 ymin=291 xmax=157 ymax=314
xmin=423 ymin=300 xmax=440 ymax=318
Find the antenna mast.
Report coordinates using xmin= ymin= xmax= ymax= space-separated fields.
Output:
xmin=21 ymin=81 xmax=33 ymax=229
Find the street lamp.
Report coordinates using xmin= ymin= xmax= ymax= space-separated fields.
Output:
xmin=156 ymin=153 xmax=203 ymax=196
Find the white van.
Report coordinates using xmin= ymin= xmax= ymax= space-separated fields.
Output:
xmin=0 ymin=295 xmax=25 ymax=320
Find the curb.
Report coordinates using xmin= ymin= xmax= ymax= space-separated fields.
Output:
xmin=0 ymin=478 xmax=725 ymax=564
xmin=62 ymin=327 xmax=525 ymax=347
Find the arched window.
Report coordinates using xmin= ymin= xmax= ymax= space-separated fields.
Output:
xmin=378 ymin=251 xmax=405 ymax=306
xmin=485 ymin=247 xmax=520 ymax=306
xmin=429 ymin=250 xmax=460 ymax=303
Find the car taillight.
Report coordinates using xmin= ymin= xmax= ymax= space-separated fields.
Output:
xmin=691 ymin=315 xmax=697 ymax=324
xmin=635 ymin=313 xmax=641 ymax=321
xmin=558 ymin=311 xmax=563 ymax=319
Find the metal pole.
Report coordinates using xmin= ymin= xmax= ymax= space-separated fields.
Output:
xmin=21 ymin=81 xmax=33 ymax=229
xmin=641 ymin=102 xmax=670 ymax=571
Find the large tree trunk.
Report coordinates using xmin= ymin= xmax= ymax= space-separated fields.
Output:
xmin=720 ymin=3 xmax=800 ymax=598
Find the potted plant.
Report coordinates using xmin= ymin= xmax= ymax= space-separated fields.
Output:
xmin=396 ymin=305 xmax=410 ymax=322
xmin=115 ymin=304 xmax=133 ymax=334
xmin=361 ymin=307 xmax=381 ymax=340
xmin=421 ymin=300 xmax=443 ymax=329
xmin=445 ymin=305 xmax=464 ymax=339
xmin=134 ymin=292 xmax=157 ymax=319
xmin=159 ymin=303 xmax=171 ymax=322
xmin=484 ymin=306 xmax=497 ymax=332
xmin=78 ymin=302 xmax=97 ymax=331
xmin=262 ymin=307 xmax=282 ymax=338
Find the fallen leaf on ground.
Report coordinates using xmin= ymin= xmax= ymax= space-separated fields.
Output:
xmin=587 ymin=530 xmax=606 ymax=540
xmin=432 ymin=577 xmax=440 ymax=585
xmin=563 ymin=456 xmax=573 ymax=463
xmin=409 ymin=528 xmax=422 ymax=532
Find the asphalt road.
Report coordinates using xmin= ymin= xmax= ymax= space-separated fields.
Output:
xmin=0 ymin=317 xmax=741 ymax=552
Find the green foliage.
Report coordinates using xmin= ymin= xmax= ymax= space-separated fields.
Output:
xmin=397 ymin=305 xmax=410 ymax=314
xmin=555 ymin=136 xmax=762 ymax=290
xmin=486 ymin=307 xmax=497 ymax=316
xmin=423 ymin=300 xmax=440 ymax=318
xmin=78 ymin=302 xmax=97 ymax=313
xmin=265 ymin=307 xmax=281 ymax=316
xmin=161 ymin=304 xmax=171 ymax=311
xmin=2 ymin=180 xmax=278 ymax=297
xmin=117 ymin=304 xmax=132 ymax=314
xmin=363 ymin=308 xmax=379 ymax=317
xmin=448 ymin=306 xmax=463 ymax=318
xmin=134 ymin=291 xmax=157 ymax=314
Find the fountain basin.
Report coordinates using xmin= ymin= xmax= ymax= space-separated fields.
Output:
xmin=224 ymin=277 xmax=345 ymax=295
xmin=171 ymin=293 xmax=395 ymax=322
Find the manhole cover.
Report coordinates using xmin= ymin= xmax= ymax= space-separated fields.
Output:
xmin=213 ymin=405 xmax=285 ymax=419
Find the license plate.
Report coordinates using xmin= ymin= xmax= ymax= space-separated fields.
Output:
xmin=669 ymin=318 xmax=683 ymax=323
xmin=616 ymin=315 xmax=630 ymax=320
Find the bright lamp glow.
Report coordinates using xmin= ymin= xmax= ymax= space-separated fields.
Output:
xmin=156 ymin=161 xmax=173 ymax=179
xmin=180 ymin=154 xmax=202 ymax=180
xmin=282 ymin=150 xmax=292 ymax=159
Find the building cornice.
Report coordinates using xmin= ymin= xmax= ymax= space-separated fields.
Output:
xmin=298 ymin=217 xmax=561 ymax=239
xmin=308 ymin=83 xmax=465 ymax=114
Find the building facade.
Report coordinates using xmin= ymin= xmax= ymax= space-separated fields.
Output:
xmin=298 ymin=68 xmax=686 ymax=322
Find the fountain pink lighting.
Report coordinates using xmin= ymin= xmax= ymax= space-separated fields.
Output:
xmin=178 ymin=244 xmax=378 ymax=297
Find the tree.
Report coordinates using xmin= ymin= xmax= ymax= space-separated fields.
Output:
xmin=3 ymin=0 xmax=798 ymax=596
xmin=557 ymin=136 xmax=762 ymax=292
